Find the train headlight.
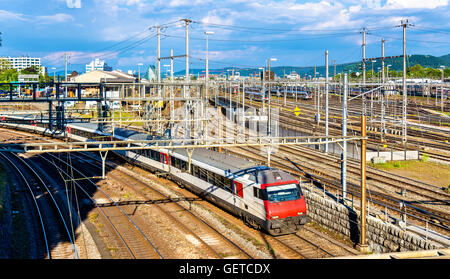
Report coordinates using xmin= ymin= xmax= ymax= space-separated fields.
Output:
xmin=272 ymin=216 xmax=279 ymax=219
xmin=298 ymin=212 xmax=303 ymax=215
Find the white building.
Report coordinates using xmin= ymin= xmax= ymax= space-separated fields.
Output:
xmin=71 ymin=70 xmax=136 ymax=83
xmin=86 ymin=58 xmax=112 ymax=73
xmin=286 ymin=71 xmax=300 ymax=80
xmin=1 ymin=56 xmax=41 ymax=71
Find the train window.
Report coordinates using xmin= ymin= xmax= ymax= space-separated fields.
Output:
xmin=266 ymin=184 xmax=301 ymax=203
xmin=150 ymin=150 xmax=156 ymax=160
xmin=194 ymin=166 xmax=201 ymax=178
xmin=175 ymin=157 xmax=181 ymax=170
xmin=207 ymin=171 xmax=215 ymax=184
xmin=212 ymin=173 xmax=220 ymax=185
xmin=253 ymin=187 xmax=264 ymax=200
xmin=199 ymin=167 xmax=207 ymax=181
xmin=223 ymin=177 xmax=232 ymax=193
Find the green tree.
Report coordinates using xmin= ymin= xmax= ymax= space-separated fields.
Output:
xmin=0 ymin=68 xmax=18 ymax=82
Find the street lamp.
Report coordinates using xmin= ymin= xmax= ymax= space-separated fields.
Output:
xmin=267 ymin=58 xmax=277 ymax=136
xmin=164 ymin=64 xmax=170 ymax=79
xmin=387 ymin=64 xmax=392 ymax=80
xmin=226 ymin=69 xmax=232 ymax=80
xmin=268 ymin=58 xmax=277 ymax=82
xmin=258 ymin=67 xmax=265 ymax=81
xmin=440 ymin=65 xmax=445 ymax=112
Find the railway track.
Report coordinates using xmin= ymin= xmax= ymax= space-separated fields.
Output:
xmin=37 ymin=152 xmax=164 ymax=259
xmin=69 ymin=151 xmax=255 ymax=259
xmin=0 ymin=129 xmax=260 ymax=259
xmin=227 ymin=144 xmax=450 ymax=233
xmin=207 ymin=111 xmax=450 ymax=238
xmin=0 ymin=118 xmax=447 ymax=257
xmin=2 ymin=128 xmax=361 ymax=258
xmin=0 ymin=152 xmax=79 ymax=259
xmin=283 ymin=144 xmax=449 ymax=204
xmin=221 ymin=94 xmax=450 ymax=155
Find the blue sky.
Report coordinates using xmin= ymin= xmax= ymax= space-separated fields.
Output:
xmin=1 ymin=0 xmax=449 ymax=74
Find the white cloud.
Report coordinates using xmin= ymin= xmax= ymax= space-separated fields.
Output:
xmin=117 ymin=54 xmax=155 ymax=67
xmin=0 ymin=9 xmax=26 ymax=22
xmin=383 ymin=0 xmax=448 ymax=9
xmin=192 ymin=46 xmax=262 ymax=62
xmin=36 ymin=13 xmax=75 ymax=24
xmin=43 ymin=51 xmax=118 ymax=64
xmin=66 ymin=0 xmax=82 ymax=9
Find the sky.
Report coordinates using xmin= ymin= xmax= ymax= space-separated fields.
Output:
xmin=0 ymin=0 xmax=449 ymax=74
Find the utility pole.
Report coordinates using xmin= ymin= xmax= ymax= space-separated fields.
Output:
xmin=397 ymin=19 xmax=412 ymax=146
xmin=268 ymin=57 xmax=277 ymax=136
xmin=361 ymin=28 xmax=367 ymax=116
xmin=170 ymin=48 xmax=174 ymax=134
xmin=181 ymin=18 xmax=192 ymax=139
xmin=325 ymin=50 xmax=329 ymax=153
xmin=357 ymin=114 xmax=370 ymax=253
xmin=182 ymin=18 xmax=192 ymax=82
xmin=64 ymin=52 xmax=68 ymax=83
xmin=205 ymin=31 xmax=214 ymax=100
xmin=381 ymin=39 xmax=386 ymax=142
xmin=333 ymin=60 xmax=336 ymax=79
xmin=64 ymin=52 xmax=69 ymax=97
xmin=441 ymin=66 xmax=445 ymax=113
xmin=314 ymin=65 xmax=319 ymax=124
xmin=170 ymin=49 xmax=174 ymax=81
xmin=341 ymin=73 xmax=348 ymax=201
xmin=157 ymin=26 xmax=161 ymax=83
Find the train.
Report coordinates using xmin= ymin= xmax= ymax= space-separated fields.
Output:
xmin=244 ymin=87 xmax=268 ymax=102
xmin=279 ymin=87 xmax=312 ymax=100
xmin=65 ymin=122 xmax=308 ymax=235
xmin=244 ymin=86 xmax=312 ymax=101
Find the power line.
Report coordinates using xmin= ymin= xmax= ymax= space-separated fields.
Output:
xmin=161 ymin=31 xmax=359 ymax=44
xmin=410 ymin=25 xmax=450 ymax=35
xmin=191 ymin=20 xmax=395 ymax=34
xmin=369 ymin=32 xmax=450 ymax=44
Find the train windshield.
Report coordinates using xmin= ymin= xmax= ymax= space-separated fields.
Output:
xmin=266 ymin=183 xmax=302 ymax=203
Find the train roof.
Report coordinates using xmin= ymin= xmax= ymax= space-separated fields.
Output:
xmin=32 ymin=120 xmax=296 ymax=184
xmin=71 ymin=122 xmax=156 ymax=141
xmin=174 ymin=148 xmax=256 ymax=173
xmin=68 ymin=122 xmax=258 ymax=172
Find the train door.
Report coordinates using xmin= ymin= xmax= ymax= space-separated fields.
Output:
xmin=160 ymin=153 xmax=169 ymax=165
xmin=233 ymin=180 xmax=247 ymax=213
xmin=233 ymin=181 xmax=243 ymax=198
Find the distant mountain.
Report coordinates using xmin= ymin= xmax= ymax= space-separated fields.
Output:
xmin=439 ymin=54 xmax=450 ymax=64
xmin=174 ymin=54 xmax=450 ymax=78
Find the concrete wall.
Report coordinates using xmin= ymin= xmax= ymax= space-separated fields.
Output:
xmin=301 ymin=183 xmax=443 ymax=254
xmin=366 ymin=151 xmax=419 ymax=162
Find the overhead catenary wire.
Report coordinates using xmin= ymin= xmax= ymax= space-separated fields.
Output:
xmin=191 ymin=20 xmax=396 ymax=34
xmin=43 ymin=20 xmax=181 ymax=67
xmin=161 ymin=31 xmax=360 ymax=43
